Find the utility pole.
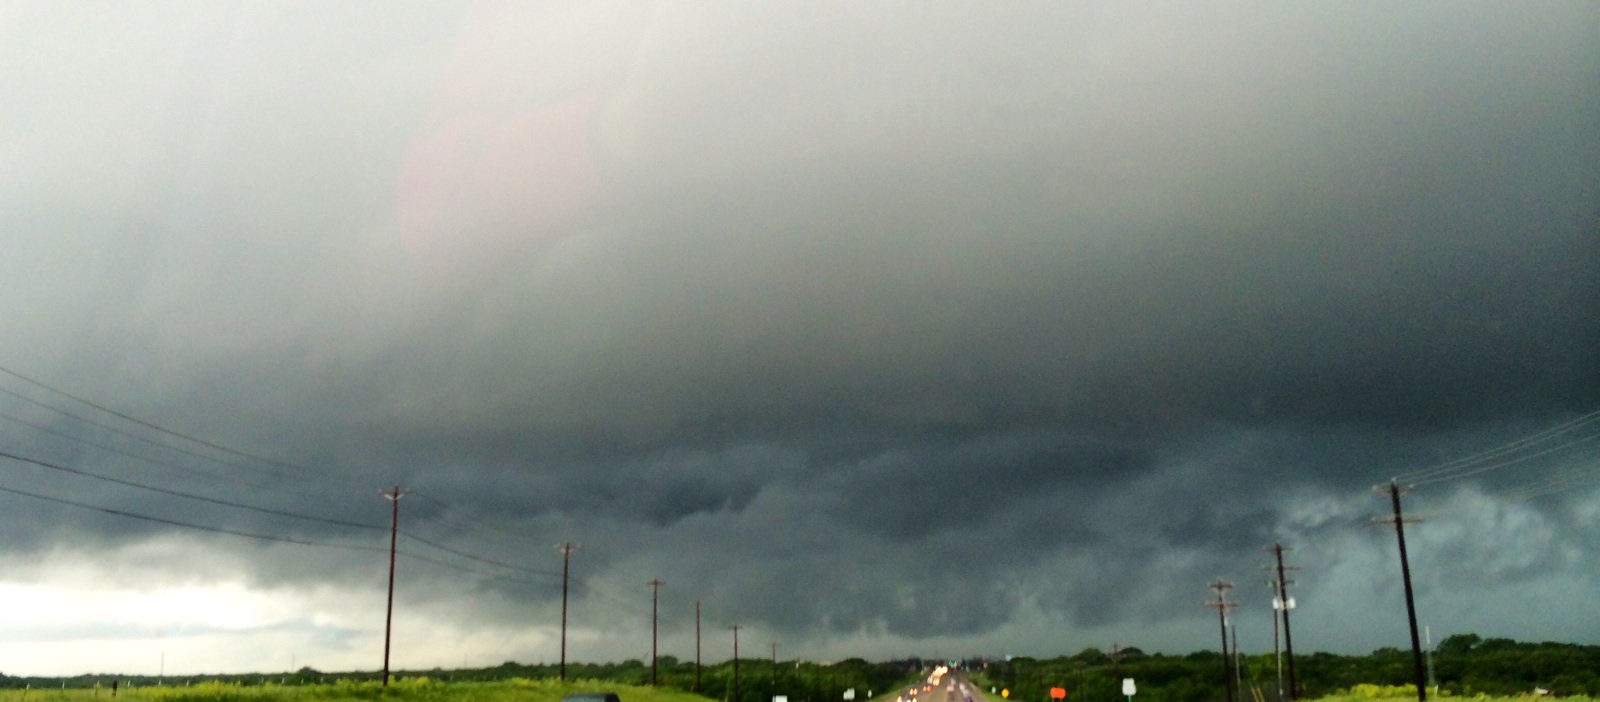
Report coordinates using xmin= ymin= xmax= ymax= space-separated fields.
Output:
xmin=1207 ymin=579 xmax=1237 ymax=702
xmin=1265 ymin=575 xmax=1282 ymax=701
xmin=1374 ymin=480 xmax=1427 ymax=702
xmin=731 ymin=624 xmax=742 ymax=702
xmin=695 ymin=601 xmax=702 ymax=692
xmin=380 ymin=486 xmax=411 ymax=687
xmin=649 ymin=579 xmax=665 ymax=686
xmin=557 ymin=543 xmax=579 ymax=681
xmin=1110 ymin=642 xmax=1122 ymax=682
xmin=771 ymin=642 xmax=778 ymax=702
xmin=1232 ymin=622 xmax=1242 ymax=699
xmin=1267 ymin=543 xmax=1300 ymax=701
xmin=1425 ymin=626 xmax=1437 ymax=698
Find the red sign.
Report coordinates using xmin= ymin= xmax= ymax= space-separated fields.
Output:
xmin=1050 ymin=688 xmax=1067 ymax=699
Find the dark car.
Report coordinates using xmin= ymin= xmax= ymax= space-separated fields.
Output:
xmin=562 ymin=694 xmax=621 ymax=702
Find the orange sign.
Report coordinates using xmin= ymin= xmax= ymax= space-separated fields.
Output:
xmin=1050 ymin=689 xmax=1067 ymax=700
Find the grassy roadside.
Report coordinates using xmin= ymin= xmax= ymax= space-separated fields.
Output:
xmin=0 ymin=679 xmax=714 ymax=702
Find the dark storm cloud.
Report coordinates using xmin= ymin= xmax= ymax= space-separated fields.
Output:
xmin=0 ymin=1 xmax=1596 ymax=667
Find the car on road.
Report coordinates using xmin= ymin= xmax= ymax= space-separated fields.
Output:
xmin=562 ymin=693 xmax=621 ymax=702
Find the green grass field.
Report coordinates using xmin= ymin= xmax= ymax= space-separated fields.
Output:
xmin=0 ymin=679 xmax=711 ymax=702
xmin=1 ymin=680 xmax=1590 ymax=702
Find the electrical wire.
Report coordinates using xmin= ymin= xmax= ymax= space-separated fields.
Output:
xmin=0 ymin=480 xmax=387 ymax=552
xmin=0 ymin=448 xmax=385 ymax=530
xmin=399 ymin=530 xmax=564 ymax=579
xmin=1410 ymin=431 xmax=1600 ymax=486
xmin=573 ymin=577 xmax=656 ymax=619
xmin=0 ymin=364 xmax=368 ymax=490
xmin=1394 ymin=409 xmax=1600 ymax=484
xmin=0 ymin=407 xmax=335 ymax=501
xmin=1490 ymin=462 xmax=1600 ymax=503
xmin=0 ymin=479 xmax=561 ymax=587
xmin=0 ymin=365 xmax=604 ymax=593
xmin=409 ymin=489 xmax=556 ymax=545
xmin=0 ymin=448 xmax=576 ymax=584
xmin=0 ymin=384 xmax=351 ymax=492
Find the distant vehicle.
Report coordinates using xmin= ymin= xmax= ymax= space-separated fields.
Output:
xmin=562 ymin=693 xmax=621 ymax=702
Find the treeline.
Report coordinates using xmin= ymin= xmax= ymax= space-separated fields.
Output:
xmin=975 ymin=636 xmax=1600 ymax=702
xmin=481 ymin=656 xmax=919 ymax=702
xmin=0 ymin=656 xmax=920 ymax=702
xmin=6 ymin=636 xmax=1597 ymax=701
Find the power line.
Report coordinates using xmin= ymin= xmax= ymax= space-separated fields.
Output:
xmin=1395 ymin=411 xmax=1600 ymax=484
xmin=1411 ymin=432 xmax=1600 ymax=486
xmin=572 ymin=578 xmax=655 ymax=618
xmin=0 ymin=406 xmax=335 ymax=501
xmin=0 ymin=364 xmax=366 ymax=489
xmin=0 ymin=478 xmax=559 ymax=586
xmin=0 ymin=480 xmax=385 ymax=552
xmin=0 ymin=450 xmax=566 ymax=586
xmin=1491 ymin=463 xmax=1600 ymax=503
xmin=399 ymin=530 xmax=562 ymax=579
xmin=0 ymin=374 xmax=572 ymax=581
xmin=0 ymin=385 xmax=300 ymax=480
xmin=0 ymin=448 xmax=384 ymax=531
xmin=408 ymin=489 xmax=554 ymax=546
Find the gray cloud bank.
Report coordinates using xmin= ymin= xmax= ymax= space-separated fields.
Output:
xmin=0 ymin=0 xmax=1596 ymax=665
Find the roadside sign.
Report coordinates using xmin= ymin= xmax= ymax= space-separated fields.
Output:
xmin=1050 ymin=688 xmax=1066 ymax=699
xmin=845 ymin=690 xmax=856 ymax=700
xmin=1001 ymin=690 xmax=1010 ymax=699
xmin=775 ymin=697 xmax=788 ymax=702
xmin=1122 ymin=679 xmax=1136 ymax=696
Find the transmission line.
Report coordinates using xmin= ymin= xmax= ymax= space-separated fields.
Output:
xmin=1411 ymin=432 xmax=1599 ymax=486
xmin=399 ymin=530 xmax=562 ymax=578
xmin=0 ymin=448 xmax=385 ymax=530
xmin=0 ymin=364 xmax=366 ymax=489
xmin=408 ymin=489 xmax=555 ymax=546
xmin=0 ymin=480 xmax=385 ymax=552
xmin=0 ymin=478 xmax=563 ymax=588
xmin=1395 ymin=410 xmax=1600 ymax=484
xmin=1491 ymin=463 xmax=1600 ymax=503
xmin=0 ymin=406 xmax=335 ymax=501
xmin=0 ymin=449 xmax=564 ymax=584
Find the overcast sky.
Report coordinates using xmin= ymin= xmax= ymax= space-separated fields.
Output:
xmin=0 ymin=0 xmax=1596 ymax=677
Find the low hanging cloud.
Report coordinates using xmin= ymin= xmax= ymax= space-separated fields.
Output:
xmin=0 ymin=0 xmax=1595 ymax=675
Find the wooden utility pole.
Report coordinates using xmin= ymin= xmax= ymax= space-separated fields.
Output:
xmin=1232 ymin=622 xmax=1242 ymax=700
xmin=1268 ymin=543 xmax=1300 ymax=700
xmin=695 ymin=600 xmax=702 ymax=691
xmin=1375 ymin=481 xmax=1427 ymax=702
xmin=1207 ymin=579 xmax=1237 ymax=702
xmin=558 ymin=543 xmax=579 ymax=681
xmin=731 ymin=624 xmax=742 ymax=702
xmin=649 ymin=579 xmax=665 ymax=685
xmin=1264 ymin=574 xmax=1282 ymax=701
xmin=380 ymin=486 xmax=410 ymax=687
xmin=771 ymin=642 xmax=778 ymax=702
